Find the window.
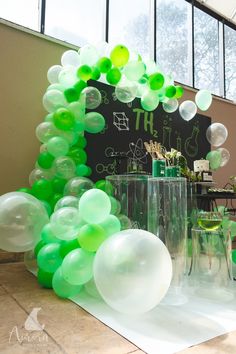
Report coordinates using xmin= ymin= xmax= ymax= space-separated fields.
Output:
xmin=0 ymin=0 xmax=39 ymax=30
xmin=225 ymin=25 xmax=236 ymax=101
xmin=45 ymin=0 xmax=106 ymax=46
xmin=108 ymin=0 xmax=152 ymax=60
xmin=156 ymin=0 xmax=192 ymax=86
xmin=194 ymin=7 xmax=220 ymax=95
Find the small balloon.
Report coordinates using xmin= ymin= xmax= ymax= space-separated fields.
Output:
xmin=41 ymin=223 xmax=61 ymax=244
xmin=148 ymin=72 xmax=165 ymax=90
xmin=29 ymin=168 xmax=52 ymax=186
xmin=162 ymin=99 xmax=179 ymax=113
xmin=32 ymin=179 xmax=53 ymax=200
xmin=24 ymin=250 xmax=38 ymax=273
xmin=61 ymin=50 xmax=80 ymax=67
xmin=123 ymin=61 xmax=145 ymax=81
xmin=46 ymin=137 xmax=69 ymax=158
xmin=217 ymin=148 xmax=230 ymax=167
xmin=42 ymin=89 xmax=67 ymax=113
xmin=0 ymin=192 xmax=49 ymax=252
xmin=79 ymin=45 xmax=99 ymax=66
xmin=37 ymin=243 xmax=63 ymax=273
xmin=53 ymin=156 xmax=76 ymax=180
xmin=84 ymin=112 xmax=105 ymax=133
xmin=52 ymin=267 xmax=83 ymax=298
xmin=37 ymin=268 xmax=53 ymax=288
xmin=106 ymin=68 xmax=122 ymax=85
xmin=99 ymin=215 xmax=121 ymax=237
xmin=82 ymin=87 xmax=102 ymax=109
xmin=115 ymin=80 xmax=137 ymax=103
xmin=50 ymin=207 xmax=82 ymax=240
xmin=195 ymin=90 xmax=212 ymax=111
xmin=78 ymin=224 xmax=107 ymax=252
xmin=53 ymin=108 xmax=75 ymax=131
xmin=206 ymin=123 xmax=228 ymax=147
xmin=54 ymin=196 xmax=79 ymax=211
xmin=36 ymin=122 xmax=59 ymax=144
xmin=47 ymin=65 xmax=63 ymax=84
xmin=79 ymin=189 xmax=111 ymax=224
xmin=110 ymin=45 xmax=129 ymax=67
xmin=77 ymin=65 xmax=92 ymax=81
xmin=179 ymin=100 xmax=197 ymax=121
xmin=141 ymin=90 xmax=159 ymax=111
xmin=63 ymin=177 xmax=94 ymax=198
xmin=206 ymin=150 xmax=222 ymax=170
xmin=58 ymin=66 xmax=77 ymax=87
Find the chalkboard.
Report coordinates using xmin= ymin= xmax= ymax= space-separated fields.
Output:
xmin=85 ymin=80 xmax=211 ymax=181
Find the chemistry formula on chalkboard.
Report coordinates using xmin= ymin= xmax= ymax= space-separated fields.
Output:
xmin=85 ymin=80 xmax=211 ymax=181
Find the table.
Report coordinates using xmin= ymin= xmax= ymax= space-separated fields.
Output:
xmin=196 ymin=193 xmax=236 ymax=212
xmin=0 ymin=262 xmax=235 ymax=354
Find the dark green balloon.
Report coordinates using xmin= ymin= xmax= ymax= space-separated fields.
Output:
xmin=64 ymin=87 xmax=80 ymax=103
xmin=34 ymin=240 xmax=46 ymax=257
xmin=165 ymin=85 xmax=176 ymax=98
xmin=175 ymin=86 xmax=184 ymax=98
xmin=97 ymin=57 xmax=112 ymax=73
xmin=17 ymin=187 xmax=32 ymax=194
xmin=51 ymin=177 xmax=67 ymax=193
xmin=91 ymin=66 xmax=101 ymax=81
xmin=106 ymin=68 xmax=122 ymax=85
xmin=76 ymin=136 xmax=87 ymax=149
xmin=53 ymin=108 xmax=75 ymax=131
xmin=60 ymin=239 xmax=81 ymax=258
xmin=37 ymin=151 xmax=54 ymax=169
xmin=32 ymin=179 xmax=53 ymax=200
xmin=149 ymin=73 xmax=165 ymax=90
xmin=77 ymin=65 xmax=92 ymax=81
xmin=49 ymin=193 xmax=63 ymax=209
xmin=37 ymin=268 xmax=53 ymax=288
xmin=74 ymin=80 xmax=87 ymax=95
xmin=67 ymin=147 xmax=87 ymax=165
xmin=76 ymin=164 xmax=91 ymax=177
xmin=95 ymin=179 xmax=113 ymax=195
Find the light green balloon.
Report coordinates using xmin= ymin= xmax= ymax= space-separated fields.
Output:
xmin=206 ymin=150 xmax=222 ymax=170
xmin=99 ymin=215 xmax=121 ymax=237
xmin=52 ymin=267 xmax=82 ymax=298
xmin=195 ymin=90 xmax=212 ymax=111
xmin=79 ymin=189 xmax=111 ymax=224
xmin=110 ymin=45 xmax=129 ymax=67
xmin=84 ymin=112 xmax=105 ymax=134
xmin=41 ymin=223 xmax=61 ymax=244
xmin=37 ymin=243 xmax=63 ymax=273
xmin=123 ymin=61 xmax=145 ymax=81
xmin=62 ymin=248 xmax=95 ymax=285
xmin=118 ymin=214 xmax=132 ymax=230
xmin=46 ymin=136 xmax=69 ymax=158
xmin=141 ymin=90 xmax=159 ymax=111
xmin=78 ymin=224 xmax=106 ymax=252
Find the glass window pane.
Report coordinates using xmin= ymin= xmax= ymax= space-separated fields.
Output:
xmin=45 ymin=0 xmax=106 ymax=46
xmin=194 ymin=7 xmax=220 ymax=95
xmin=225 ymin=25 xmax=236 ymax=101
xmin=156 ymin=0 xmax=192 ymax=86
xmin=0 ymin=0 xmax=39 ymax=31
xmin=109 ymin=0 xmax=151 ymax=59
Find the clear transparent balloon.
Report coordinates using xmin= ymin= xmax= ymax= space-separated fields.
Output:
xmin=63 ymin=177 xmax=94 ymax=198
xmin=179 ymin=100 xmax=197 ymax=121
xmin=206 ymin=123 xmax=228 ymax=147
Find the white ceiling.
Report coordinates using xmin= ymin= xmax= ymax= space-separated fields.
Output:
xmin=197 ymin=0 xmax=236 ymax=25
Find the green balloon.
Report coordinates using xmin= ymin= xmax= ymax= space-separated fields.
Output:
xmin=95 ymin=179 xmax=113 ymax=195
xmin=76 ymin=164 xmax=90 ymax=177
xmin=37 ymin=151 xmax=54 ymax=169
xmin=84 ymin=112 xmax=105 ymax=134
xmin=53 ymin=108 xmax=75 ymax=131
xmin=97 ymin=57 xmax=112 ymax=73
xmin=76 ymin=136 xmax=87 ymax=149
xmin=91 ymin=66 xmax=101 ymax=81
xmin=141 ymin=90 xmax=159 ymax=111
xmin=60 ymin=238 xmax=81 ymax=258
xmin=106 ymin=68 xmax=122 ymax=85
xmin=47 ymin=136 xmax=69 ymax=158
xmin=78 ymin=224 xmax=106 ymax=252
xmin=52 ymin=267 xmax=82 ymax=298
xmin=110 ymin=45 xmax=129 ymax=67
xmin=232 ymin=250 xmax=236 ymax=264
xmin=49 ymin=193 xmax=63 ymax=209
xmin=61 ymin=248 xmax=95 ymax=285
xmin=99 ymin=215 xmax=121 ymax=237
xmin=123 ymin=61 xmax=145 ymax=81
xmin=51 ymin=177 xmax=67 ymax=193
xmin=34 ymin=239 xmax=46 ymax=257
xmin=37 ymin=243 xmax=63 ymax=273
xmin=206 ymin=151 xmax=222 ymax=170
xmin=175 ymin=86 xmax=184 ymax=98
xmin=41 ymin=223 xmax=61 ymax=244
xmin=64 ymin=87 xmax=80 ymax=103
xmin=17 ymin=187 xmax=32 ymax=194
xmin=32 ymin=179 xmax=53 ymax=200
xmin=77 ymin=65 xmax=92 ymax=81
xmin=74 ymin=80 xmax=87 ymax=96
xmin=195 ymin=89 xmax=212 ymax=111
xmin=149 ymin=73 xmax=165 ymax=90
xmin=79 ymin=189 xmax=111 ymax=224
xmin=37 ymin=268 xmax=53 ymax=289
xmin=109 ymin=196 xmax=121 ymax=216
xmin=67 ymin=147 xmax=87 ymax=165
xmin=165 ymin=85 xmax=176 ymax=98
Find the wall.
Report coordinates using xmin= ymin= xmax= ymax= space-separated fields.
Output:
xmin=0 ymin=21 xmax=236 ymax=195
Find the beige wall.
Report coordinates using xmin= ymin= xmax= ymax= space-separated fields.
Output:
xmin=0 ymin=21 xmax=236 ymax=195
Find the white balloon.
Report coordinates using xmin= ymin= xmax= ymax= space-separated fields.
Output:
xmin=47 ymin=65 xmax=63 ymax=84
xmin=79 ymin=45 xmax=99 ymax=66
xmin=179 ymin=100 xmax=197 ymax=121
xmin=42 ymin=89 xmax=67 ymax=113
xmin=162 ymin=99 xmax=179 ymax=113
xmin=217 ymin=147 xmax=230 ymax=167
xmin=94 ymin=229 xmax=172 ymax=314
xmin=58 ymin=66 xmax=78 ymax=88
xmin=61 ymin=50 xmax=80 ymax=67
xmin=206 ymin=123 xmax=228 ymax=147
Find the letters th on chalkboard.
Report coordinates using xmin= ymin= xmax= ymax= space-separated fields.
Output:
xmin=85 ymin=80 xmax=211 ymax=181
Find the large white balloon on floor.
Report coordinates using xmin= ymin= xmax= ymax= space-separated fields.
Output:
xmin=206 ymin=123 xmax=228 ymax=147
xmin=93 ymin=229 xmax=172 ymax=314
xmin=0 ymin=192 xmax=49 ymax=252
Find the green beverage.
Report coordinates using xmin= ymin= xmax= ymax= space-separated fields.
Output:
xmin=198 ymin=218 xmax=222 ymax=231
